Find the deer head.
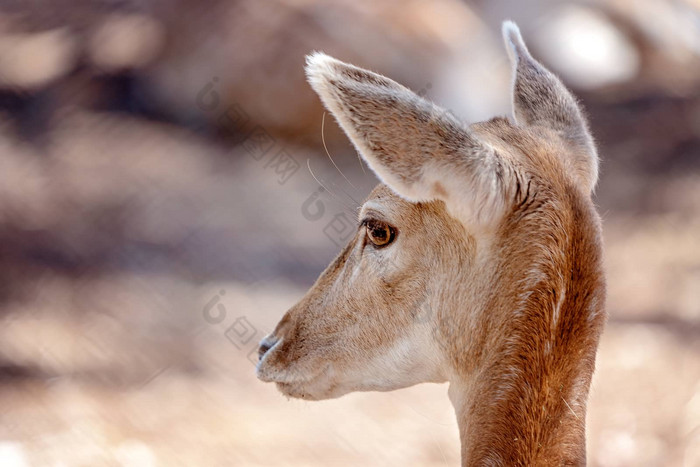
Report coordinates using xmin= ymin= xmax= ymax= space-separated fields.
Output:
xmin=257 ymin=21 xmax=606 ymax=465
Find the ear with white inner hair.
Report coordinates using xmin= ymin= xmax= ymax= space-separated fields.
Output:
xmin=502 ymin=20 xmax=599 ymax=193
xmin=305 ymin=52 xmax=514 ymax=229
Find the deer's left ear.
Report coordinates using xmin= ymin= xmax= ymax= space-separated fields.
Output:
xmin=503 ymin=21 xmax=599 ymax=194
xmin=305 ymin=52 xmax=515 ymax=229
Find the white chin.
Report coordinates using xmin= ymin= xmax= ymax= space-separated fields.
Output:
xmin=275 ymin=372 xmax=353 ymax=401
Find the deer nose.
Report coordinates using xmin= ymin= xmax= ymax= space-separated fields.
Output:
xmin=258 ymin=335 xmax=278 ymax=361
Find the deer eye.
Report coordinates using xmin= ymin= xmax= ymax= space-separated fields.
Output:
xmin=363 ymin=219 xmax=396 ymax=247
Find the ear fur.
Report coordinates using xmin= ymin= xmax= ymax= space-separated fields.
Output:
xmin=502 ymin=21 xmax=599 ymax=193
xmin=305 ymin=52 xmax=513 ymax=228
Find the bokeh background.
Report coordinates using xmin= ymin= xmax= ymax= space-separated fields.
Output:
xmin=0 ymin=0 xmax=699 ymax=465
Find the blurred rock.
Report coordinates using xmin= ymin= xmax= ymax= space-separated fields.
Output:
xmin=477 ymin=0 xmax=700 ymax=94
xmin=529 ymin=5 xmax=640 ymax=89
xmin=145 ymin=0 xmax=498 ymax=142
xmin=88 ymin=14 xmax=165 ymax=73
xmin=0 ymin=27 xmax=77 ymax=90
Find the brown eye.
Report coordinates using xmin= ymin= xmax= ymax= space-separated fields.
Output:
xmin=364 ymin=219 xmax=396 ymax=247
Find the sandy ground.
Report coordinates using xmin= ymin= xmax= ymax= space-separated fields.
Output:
xmin=0 ymin=279 xmax=699 ymax=467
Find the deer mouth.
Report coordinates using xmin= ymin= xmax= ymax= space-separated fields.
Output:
xmin=259 ymin=358 xmax=339 ymax=400
xmin=257 ymin=342 xmax=336 ymax=396
xmin=275 ymin=376 xmax=334 ymax=400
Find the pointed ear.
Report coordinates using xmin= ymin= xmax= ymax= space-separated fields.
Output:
xmin=502 ymin=21 xmax=599 ymax=193
xmin=305 ymin=52 xmax=513 ymax=228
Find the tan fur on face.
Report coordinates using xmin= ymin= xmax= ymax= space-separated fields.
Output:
xmin=258 ymin=186 xmax=471 ymax=399
xmin=257 ymin=21 xmax=606 ymax=466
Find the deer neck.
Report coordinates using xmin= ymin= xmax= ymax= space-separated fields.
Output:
xmin=448 ymin=357 xmax=590 ymax=466
xmin=438 ymin=192 xmax=605 ymax=465
xmin=447 ymin=299 xmax=596 ymax=467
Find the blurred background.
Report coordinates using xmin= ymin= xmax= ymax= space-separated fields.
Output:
xmin=0 ymin=0 xmax=699 ymax=465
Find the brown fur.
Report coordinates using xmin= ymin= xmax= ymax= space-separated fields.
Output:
xmin=257 ymin=21 xmax=606 ymax=466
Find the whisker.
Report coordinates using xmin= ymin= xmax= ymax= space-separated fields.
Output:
xmin=357 ymin=152 xmax=367 ymax=176
xmin=323 ymin=173 xmax=362 ymax=209
xmin=322 ymin=112 xmax=362 ymax=190
xmin=307 ymin=159 xmax=361 ymax=215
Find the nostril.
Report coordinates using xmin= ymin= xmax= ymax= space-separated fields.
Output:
xmin=258 ymin=342 xmax=271 ymax=360
xmin=258 ymin=336 xmax=277 ymax=361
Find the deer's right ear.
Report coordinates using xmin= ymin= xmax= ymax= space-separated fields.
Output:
xmin=503 ymin=21 xmax=599 ymax=193
xmin=305 ymin=52 xmax=514 ymax=229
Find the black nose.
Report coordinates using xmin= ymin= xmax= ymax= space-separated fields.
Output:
xmin=258 ymin=335 xmax=277 ymax=361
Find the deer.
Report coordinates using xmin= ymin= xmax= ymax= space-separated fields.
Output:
xmin=256 ymin=21 xmax=606 ymax=466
